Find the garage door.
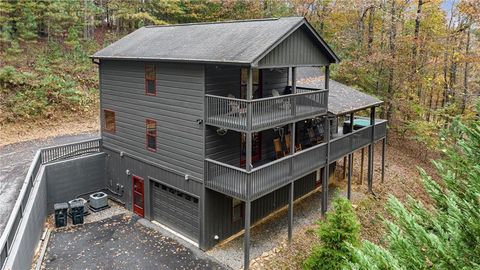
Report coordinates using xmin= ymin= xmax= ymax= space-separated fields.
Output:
xmin=151 ymin=181 xmax=199 ymax=241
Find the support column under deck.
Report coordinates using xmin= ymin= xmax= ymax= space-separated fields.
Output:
xmin=244 ymin=67 xmax=253 ymax=270
xmin=244 ymin=200 xmax=251 ymax=270
xmin=322 ymin=65 xmax=330 ymax=215
xmin=368 ymin=107 xmax=376 ymax=192
xmin=288 ymin=182 xmax=294 ymax=242
xmin=347 ymin=153 xmax=352 ymax=200
xmin=381 ymin=137 xmax=386 ymax=183
xmin=288 ymin=68 xmax=296 ymax=242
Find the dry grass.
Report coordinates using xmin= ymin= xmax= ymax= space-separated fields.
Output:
xmin=252 ymin=134 xmax=437 ymax=269
xmin=0 ymin=110 xmax=99 ymax=147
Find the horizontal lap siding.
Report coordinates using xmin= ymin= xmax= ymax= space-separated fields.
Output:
xmin=101 ymin=60 xmax=205 ymax=180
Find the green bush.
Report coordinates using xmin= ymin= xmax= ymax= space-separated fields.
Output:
xmin=303 ymin=197 xmax=361 ymax=270
xmin=350 ymin=102 xmax=480 ymax=270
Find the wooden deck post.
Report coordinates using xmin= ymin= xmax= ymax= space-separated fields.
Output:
xmin=243 ymin=67 xmax=253 ymax=270
xmin=343 ymin=156 xmax=347 ymax=180
xmin=360 ymin=148 xmax=364 ymax=185
xmin=244 ymin=200 xmax=251 ymax=270
xmin=381 ymin=137 xmax=386 ymax=183
xmin=347 ymin=153 xmax=352 ymax=200
xmin=246 ymin=67 xmax=253 ymax=172
xmin=288 ymin=182 xmax=294 ymax=242
xmin=368 ymin=107 xmax=376 ymax=192
xmin=287 ymin=67 xmax=296 ymax=242
xmin=322 ymin=65 xmax=330 ymax=215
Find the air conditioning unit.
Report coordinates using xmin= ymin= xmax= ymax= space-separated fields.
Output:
xmin=89 ymin=192 xmax=108 ymax=210
xmin=68 ymin=198 xmax=88 ymax=216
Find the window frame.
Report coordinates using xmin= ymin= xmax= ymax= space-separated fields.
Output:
xmin=145 ymin=63 xmax=156 ymax=96
xmin=145 ymin=119 xmax=157 ymax=152
xmin=103 ymin=109 xmax=116 ymax=134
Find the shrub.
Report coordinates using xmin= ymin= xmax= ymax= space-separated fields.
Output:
xmin=303 ymin=197 xmax=361 ymax=270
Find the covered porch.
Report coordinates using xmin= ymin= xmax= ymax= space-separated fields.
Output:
xmin=204 ymin=66 xmax=388 ymax=269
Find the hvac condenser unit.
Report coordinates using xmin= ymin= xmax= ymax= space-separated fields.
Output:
xmin=89 ymin=192 xmax=108 ymax=210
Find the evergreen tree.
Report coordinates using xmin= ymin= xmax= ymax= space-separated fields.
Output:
xmin=351 ymin=102 xmax=480 ymax=269
xmin=304 ymin=197 xmax=361 ymax=270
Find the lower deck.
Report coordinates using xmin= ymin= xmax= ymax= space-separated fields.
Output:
xmin=205 ymin=119 xmax=387 ymax=201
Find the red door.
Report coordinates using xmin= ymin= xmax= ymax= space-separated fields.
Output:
xmin=132 ymin=175 xmax=144 ymax=217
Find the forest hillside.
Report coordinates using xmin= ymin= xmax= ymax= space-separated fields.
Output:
xmin=1 ymin=0 xmax=479 ymax=149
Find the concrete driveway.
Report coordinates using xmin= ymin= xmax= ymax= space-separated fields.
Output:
xmin=0 ymin=132 xmax=98 ymax=234
xmin=43 ymin=214 xmax=226 ymax=270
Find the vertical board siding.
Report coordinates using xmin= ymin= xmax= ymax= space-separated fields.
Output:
xmin=104 ymin=148 xmax=203 ymax=216
xmin=258 ymin=25 xmax=330 ymax=68
xmin=262 ymin=68 xmax=288 ymax=97
xmin=100 ymin=60 xmax=205 ymax=180
xmin=204 ymin=66 xmax=287 ymax=166
xmin=205 ymin=65 xmax=242 ymax=165
xmin=204 ymin=172 xmax=317 ymax=248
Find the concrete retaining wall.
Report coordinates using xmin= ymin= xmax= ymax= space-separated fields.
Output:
xmin=4 ymin=166 xmax=47 ymax=270
xmin=3 ymin=153 xmax=106 ymax=270
xmin=45 ymin=153 xmax=106 ymax=212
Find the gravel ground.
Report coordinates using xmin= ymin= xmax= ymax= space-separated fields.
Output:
xmin=207 ymin=182 xmax=361 ymax=270
xmin=0 ymin=132 xmax=98 ymax=235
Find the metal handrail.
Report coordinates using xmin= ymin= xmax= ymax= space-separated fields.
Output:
xmin=204 ymin=158 xmax=248 ymax=173
xmin=0 ymin=150 xmax=41 ymax=269
xmin=205 ymin=88 xmax=328 ymax=103
xmin=205 ymin=121 xmax=387 ymax=181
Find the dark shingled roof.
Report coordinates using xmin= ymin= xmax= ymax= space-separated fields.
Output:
xmin=296 ymin=67 xmax=383 ymax=115
xmin=92 ymin=17 xmax=339 ymax=64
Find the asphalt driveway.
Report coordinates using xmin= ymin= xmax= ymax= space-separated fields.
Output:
xmin=43 ymin=214 xmax=226 ymax=270
xmin=0 ymin=132 xmax=98 ymax=234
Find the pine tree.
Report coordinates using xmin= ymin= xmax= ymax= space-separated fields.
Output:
xmin=304 ymin=197 xmax=361 ymax=270
xmin=351 ymin=102 xmax=480 ymax=269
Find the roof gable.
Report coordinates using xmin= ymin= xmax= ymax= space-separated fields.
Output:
xmin=256 ymin=25 xmax=331 ymax=68
xmin=92 ymin=17 xmax=339 ymax=66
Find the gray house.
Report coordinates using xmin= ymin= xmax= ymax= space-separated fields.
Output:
xmin=92 ymin=17 xmax=387 ymax=269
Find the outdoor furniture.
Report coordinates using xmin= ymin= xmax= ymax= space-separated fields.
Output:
xmin=227 ymin=94 xmax=247 ymax=116
xmin=272 ymin=89 xmax=291 ymax=110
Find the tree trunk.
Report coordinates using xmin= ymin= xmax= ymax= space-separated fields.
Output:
xmin=461 ymin=26 xmax=470 ymax=114
xmin=413 ymin=0 xmax=423 ymax=100
xmin=386 ymin=0 xmax=397 ymax=122
xmin=367 ymin=5 xmax=375 ymax=55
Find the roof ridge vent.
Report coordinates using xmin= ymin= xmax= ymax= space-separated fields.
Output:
xmin=144 ymin=17 xmax=298 ymax=28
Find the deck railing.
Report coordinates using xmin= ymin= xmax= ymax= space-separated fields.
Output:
xmin=41 ymin=138 xmax=102 ymax=164
xmin=205 ymin=120 xmax=387 ymax=200
xmin=205 ymin=87 xmax=328 ymax=132
xmin=0 ymin=138 xmax=102 ymax=269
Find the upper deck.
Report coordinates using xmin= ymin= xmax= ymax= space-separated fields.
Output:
xmin=205 ymin=87 xmax=328 ymax=132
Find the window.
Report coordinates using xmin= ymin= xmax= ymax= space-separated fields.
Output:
xmin=145 ymin=64 xmax=156 ymax=95
xmin=146 ymin=119 xmax=156 ymax=151
xmin=232 ymin=198 xmax=243 ymax=223
xmin=103 ymin=110 xmax=115 ymax=133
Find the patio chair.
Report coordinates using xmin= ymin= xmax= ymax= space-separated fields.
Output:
xmin=227 ymin=94 xmax=246 ymax=116
xmin=272 ymin=89 xmax=291 ymax=111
